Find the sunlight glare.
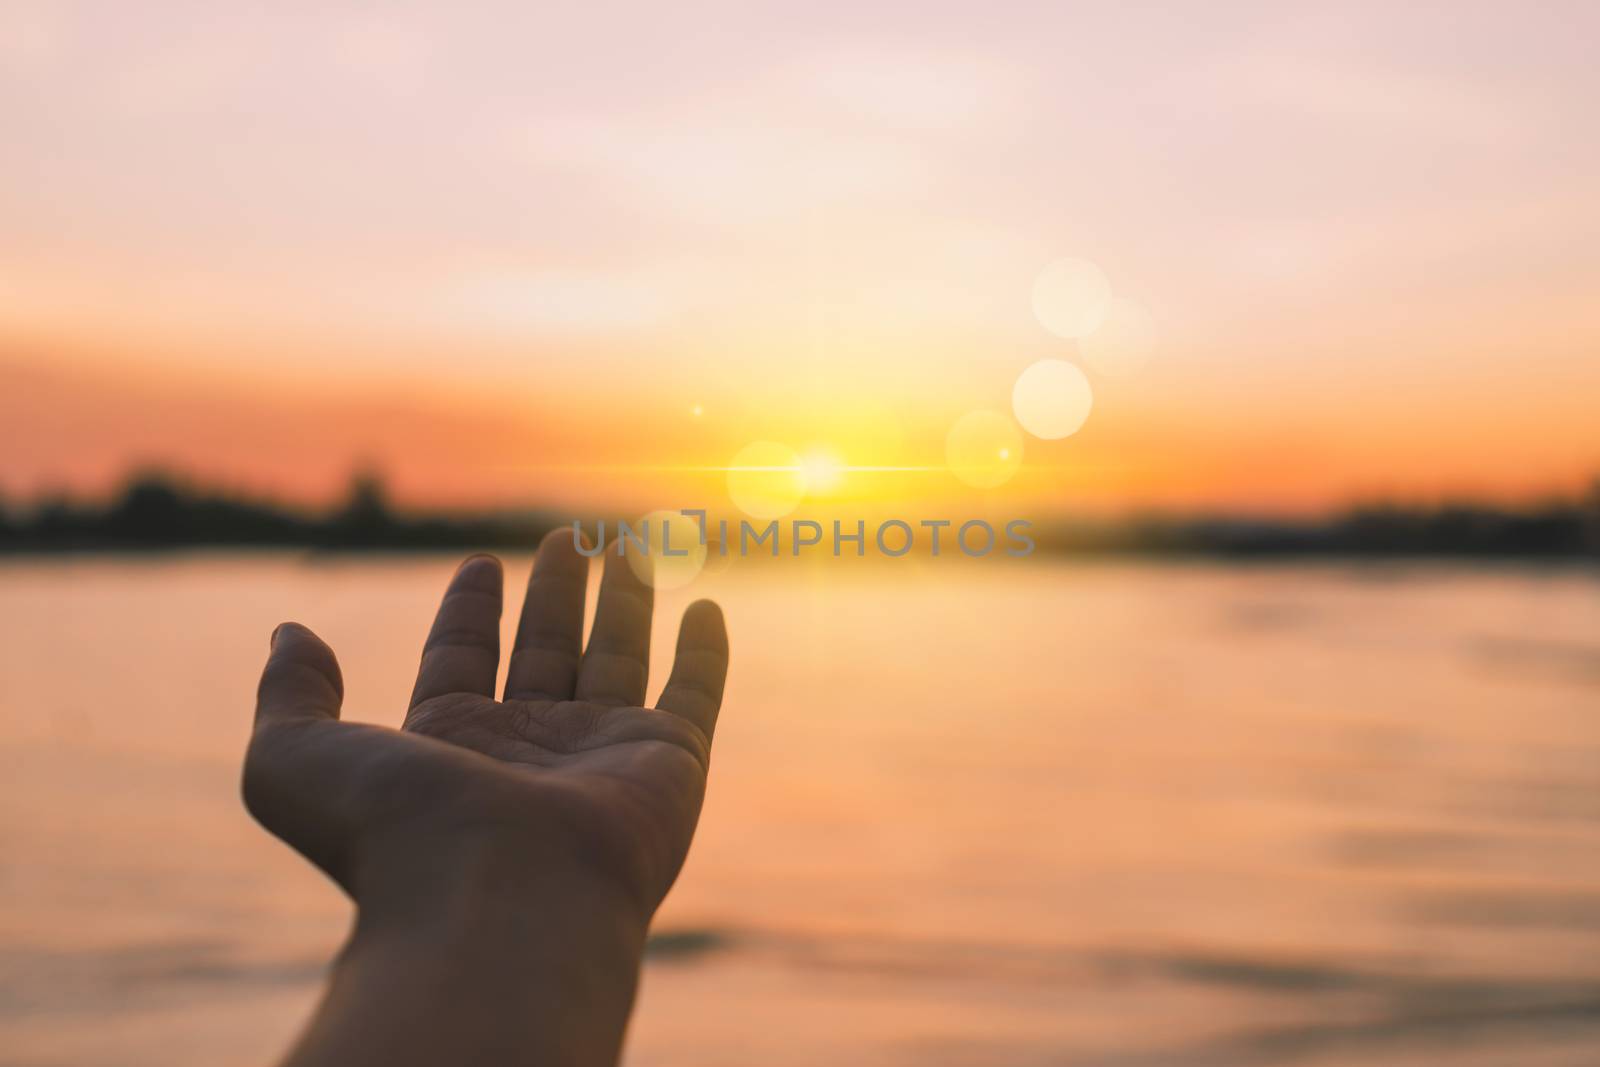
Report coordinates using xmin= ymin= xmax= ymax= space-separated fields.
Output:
xmin=726 ymin=441 xmax=806 ymax=519
xmin=800 ymin=450 xmax=845 ymax=493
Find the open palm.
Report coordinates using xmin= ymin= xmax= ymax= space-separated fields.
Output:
xmin=243 ymin=529 xmax=729 ymax=916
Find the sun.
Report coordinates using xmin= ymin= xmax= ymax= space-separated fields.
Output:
xmin=799 ymin=450 xmax=845 ymax=493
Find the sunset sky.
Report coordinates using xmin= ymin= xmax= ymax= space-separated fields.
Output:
xmin=2 ymin=1 xmax=1597 ymax=516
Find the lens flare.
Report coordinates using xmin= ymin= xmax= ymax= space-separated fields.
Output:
xmin=946 ymin=410 xmax=1024 ymax=489
xmin=624 ymin=508 xmax=707 ymax=590
xmin=1082 ymin=297 xmax=1157 ymax=376
xmin=1012 ymin=358 xmax=1093 ymax=440
xmin=1032 ymin=257 xmax=1112 ymax=340
xmin=726 ymin=441 xmax=806 ymax=519
xmin=800 ymin=449 xmax=845 ymax=493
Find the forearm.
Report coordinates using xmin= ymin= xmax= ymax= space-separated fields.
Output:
xmin=281 ymin=855 xmax=650 ymax=1067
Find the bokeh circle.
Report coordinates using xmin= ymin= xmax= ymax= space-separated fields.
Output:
xmin=624 ymin=508 xmax=708 ymax=590
xmin=946 ymin=410 xmax=1024 ymax=489
xmin=1012 ymin=359 xmax=1093 ymax=440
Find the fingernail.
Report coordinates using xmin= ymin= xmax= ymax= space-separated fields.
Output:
xmin=458 ymin=553 xmax=500 ymax=575
xmin=270 ymin=623 xmax=283 ymax=648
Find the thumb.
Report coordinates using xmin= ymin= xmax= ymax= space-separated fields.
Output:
xmin=245 ymin=622 xmax=355 ymax=889
xmin=255 ymin=622 xmax=344 ymax=729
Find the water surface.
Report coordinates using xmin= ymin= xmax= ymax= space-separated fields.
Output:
xmin=2 ymin=556 xmax=1598 ymax=1065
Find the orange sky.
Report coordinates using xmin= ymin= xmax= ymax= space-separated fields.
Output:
xmin=2 ymin=2 xmax=1598 ymax=516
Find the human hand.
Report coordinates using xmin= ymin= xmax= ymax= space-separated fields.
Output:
xmin=243 ymin=529 xmax=729 ymax=926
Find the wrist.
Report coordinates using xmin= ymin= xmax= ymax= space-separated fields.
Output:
xmin=361 ymin=822 xmax=646 ymax=925
xmin=293 ymin=838 xmax=651 ymax=1067
xmin=345 ymin=805 xmax=657 ymax=928
xmin=348 ymin=860 xmax=650 ymax=1007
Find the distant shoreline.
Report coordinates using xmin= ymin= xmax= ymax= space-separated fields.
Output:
xmin=3 ymin=470 xmax=1597 ymax=560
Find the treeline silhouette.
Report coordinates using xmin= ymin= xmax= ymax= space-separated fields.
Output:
xmin=1031 ymin=491 xmax=1600 ymax=559
xmin=0 ymin=471 xmax=559 ymax=552
xmin=0 ymin=470 xmax=1596 ymax=558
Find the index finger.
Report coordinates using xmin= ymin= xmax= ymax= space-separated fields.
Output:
xmin=409 ymin=555 xmax=503 ymax=713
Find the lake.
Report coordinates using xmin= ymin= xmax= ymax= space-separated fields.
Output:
xmin=2 ymin=555 xmax=1598 ymax=1065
